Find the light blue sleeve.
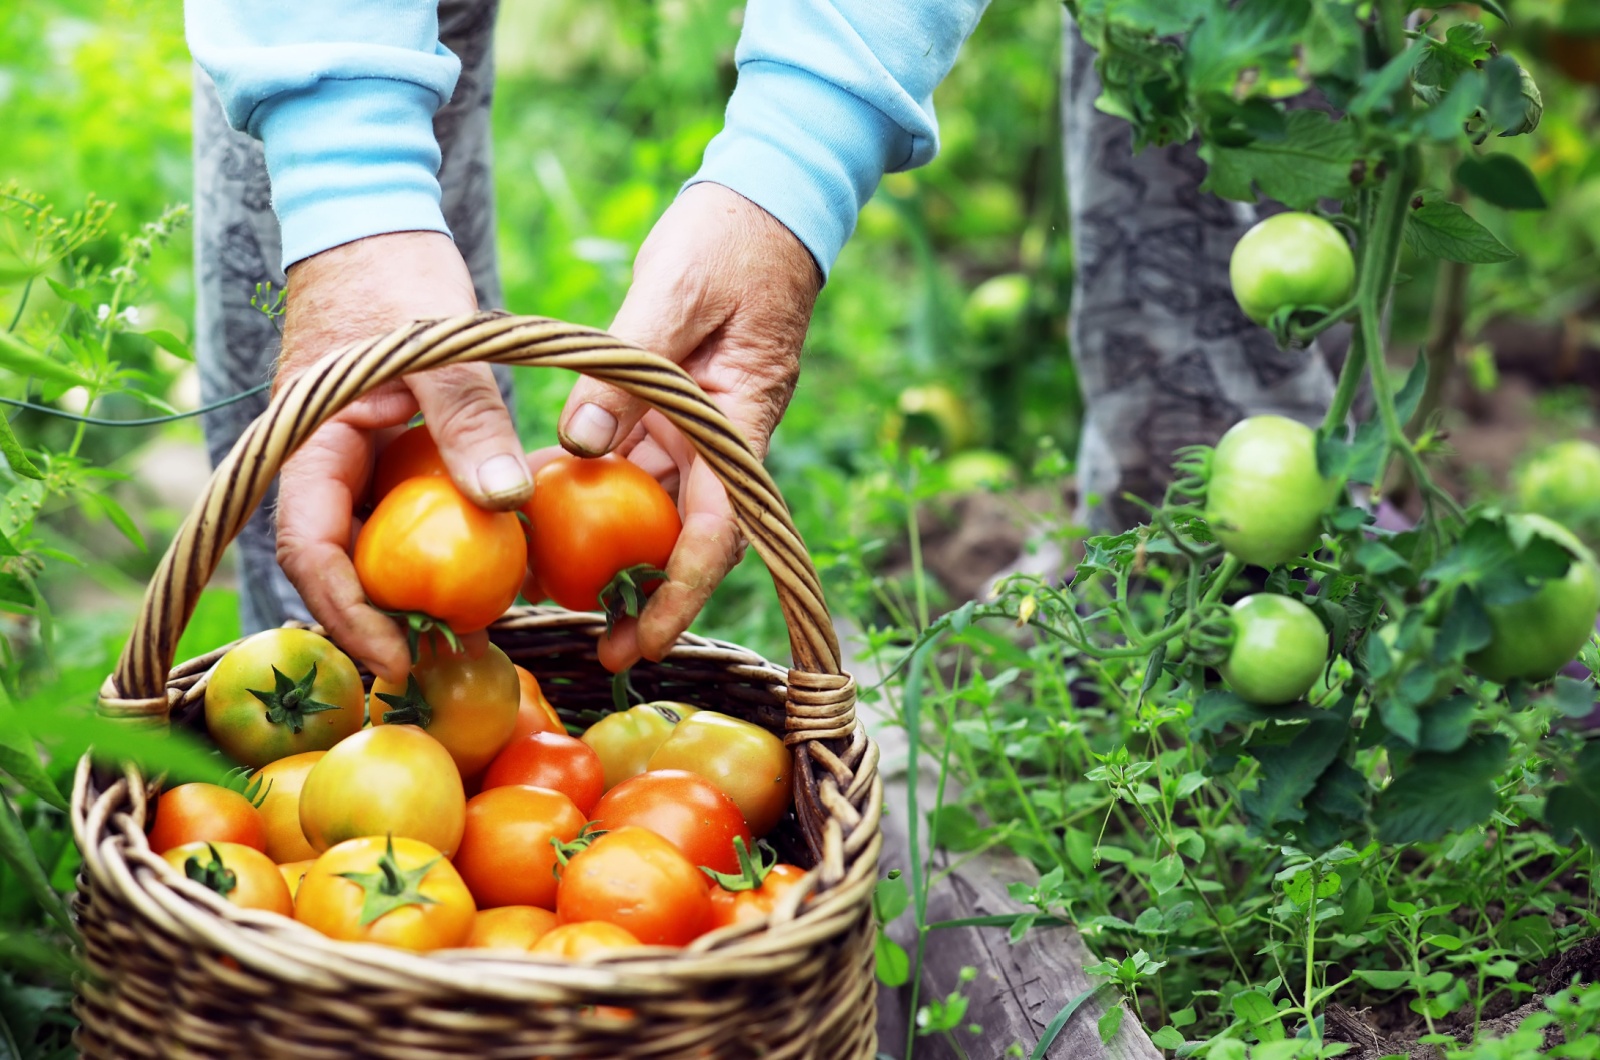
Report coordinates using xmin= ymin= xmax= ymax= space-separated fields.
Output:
xmin=184 ymin=1 xmax=460 ymax=269
xmin=687 ymin=0 xmax=991 ymax=280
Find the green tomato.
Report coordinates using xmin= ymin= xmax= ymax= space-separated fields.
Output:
xmin=1219 ymin=594 xmax=1330 ymax=706
xmin=1205 ymin=415 xmax=1339 ymax=568
xmin=942 ymin=449 xmax=1018 ymax=492
xmin=1515 ymin=440 xmax=1600 ymax=542
xmin=1228 ymin=212 xmax=1355 ymax=325
xmin=1467 ymin=514 xmax=1600 ymax=684
xmin=962 ymin=273 xmax=1031 ymax=337
xmin=204 ymin=629 xmax=366 ymax=769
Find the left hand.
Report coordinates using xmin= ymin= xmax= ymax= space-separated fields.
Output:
xmin=551 ymin=182 xmax=822 ymax=671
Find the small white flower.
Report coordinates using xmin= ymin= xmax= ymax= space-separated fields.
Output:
xmin=119 ymin=306 xmax=141 ymax=325
xmin=95 ymin=304 xmax=111 ymax=323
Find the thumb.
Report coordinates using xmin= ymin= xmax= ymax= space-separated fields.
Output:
xmin=405 ymin=363 xmax=531 ymax=509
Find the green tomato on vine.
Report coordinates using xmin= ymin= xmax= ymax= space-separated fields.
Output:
xmin=1204 ymin=415 xmax=1340 ymax=570
xmin=1219 ymin=595 xmax=1330 ymax=707
xmin=1228 ymin=212 xmax=1356 ymax=326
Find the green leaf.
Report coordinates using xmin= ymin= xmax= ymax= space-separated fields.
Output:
xmin=1230 ymin=989 xmax=1284 ymax=1040
xmin=1372 ymin=735 xmax=1510 ymax=844
xmin=0 ymin=572 xmax=32 ymax=610
xmin=1420 ymin=71 xmax=1486 ymax=142
xmin=1454 ymin=154 xmax=1547 ymax=211
xmin=1353 ymin=968 xmax=1413 ymax=991
xmin=1354 ymin=540 xmax=1407 ymax=575
xmin=1339 ymin=877 xmax=1375 ymax=933
xmin=1402 ymin=191 xmax=1516 ymax=264
xmin=1199 ymin=109 xmax=1359 ymax=210
xmin=1150 ymin=853 xmax=1185 ymax=896
xmin=927 ymin=804 xmax=986 ymax=853
xmin=875 ymin=875 xmax=910 ymax=924
xmin=0 ymin=690 xmax=66 ymax=812
xmin=1150 ymin=1026 xmax=1186 ymax=1049
xmin=1416 ymin=696 xmax=1475 ymax=754
xmin=0 ymin=415 xmax=41 ymax=481
xmin=1240 ymin=711 xmax=1348 ymax=831
xmin=1347 ymin=43 xmax=1426 ymax=117
xmin=0 ymin=792 xmax=75 ymax=936
xmin=1546 ymin=741 xmax=1600 ymax=848
xmin=1031 ymin=985 xmax=1116 ymax=1060
xmin=0 ymin=330 xmax=91 ymax=388
xmin=1550 ymin=677 xmax=1597 ymax=720
xmin=1482 ymin=56 xmax=1541 ymax=137
xmin=1096 ymin=1004 xmax=1124 ymax=1045
xmin=1436 ymin=588 xmax=1493 ymax=661
xmin=875 ymin=931 xmax=910 ymax=987
xmin=140 ymin=328 xmax=193 ymax=361
xmin=84 ymin=491 xmax=146 ymax=552
xmin=1191 ymin=690 xmax=1325 ymax=738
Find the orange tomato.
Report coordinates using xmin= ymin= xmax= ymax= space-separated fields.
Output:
xmin=647 ymin=712 xmax=792 ymax=836
xmin=371 ymin=423 xmax=448 ymax=505
xmin=370 ymin=638 xmax=520 ymax=778
xmin=278 ymin=858 xmax=316 ymax=901
xmin=298 ymin=725 xmax=466 ymax=855
xmin=481 ymin=731 xmax=605 ymax=815
xmin=162 ymin=841 xmax=293 ymax=916
xmin=465 ymin=906 xmax=559 ymax=951
xmin=581 ymin=702 xmax=699 ymax=790
xmin=530 ymin=921 xmax=642 ymax=960
xmin=295 ymin=836 xmax=475 ymax=951
xmin=453 ymin=786 xmax=585 ymax=910
xmin=147 ymin=783 xmax=266 ymax=855
xmin=252 ymin=751 xmax=325 ymax=863
xmin=555 ymin=826 xmax=712 ymax=946
xmin=591 ymin=770 xmax=752 ymax=875
xmin=710 ymin=864 xmax=809 ymax=929
xmin=523 ymin=455 xmax=681 ymax=612
xmin=512 ymin=665 xmax=565 ymax=739
xmin=354 ymin=476 xmax=526 ymax=634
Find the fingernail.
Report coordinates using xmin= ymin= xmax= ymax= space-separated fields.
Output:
xmin=563 ymin=403 xmax=618 ymax=456
xmin=477 ymin=453 xmax=532 ymax=502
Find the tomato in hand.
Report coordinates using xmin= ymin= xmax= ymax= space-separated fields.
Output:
xmin=1469 ymin=514 xmax=1600 ymax=684
xmin=371 ymin=423 xmax=448 ymax=505
xmin=147 ymin=783 xmax=266 ymax=855
xmin=453 ymin=785 xmax=585 ymax=909
xmin=1205 ymin=415 xmax=1339 ymax=569
xmin=481 ymin=731 xmax=605 ymax=815
xmin=591 ymin=770 xmax=751 ymax=875
xmin=354 ymin=475 xmax=526 ymax=634
xmin=523 ymin=455 xmax=681 ymax=612
xmin=1229 ymin=212 xmax=1355 ymax=325
xmin=512 ymin=664 xmax=565 ymax=739
xmin=370 ymin=637 xmax=520 ymax=778
xmin=530 ymin=921 xmax=641 ymax=960
xmin=252 ymin=751 xmax=325 ymax=863
xmin=298 ymin=725 xmax=466 ymax=855
xmin=555 ymin=826 xmax=712 ymax=947
xmin=278 ymin=858 xmax=315 ymax=901
xmin=582 ymin=702 xmax=699 ymax=790
xmin=294 ymin=835 xmax=475 ymax=951
xmin=162 ymin=841 xmax=293 ymax=916
xmin=1219 ymin=594 xmax=1329 ymax=706
xmin=647 ymin=712 xmax=791 ymax=836
xmin=465 ymin=906 xmax=559 ymax=951
xmin=204 ymin=628 xmax=364 ymax=769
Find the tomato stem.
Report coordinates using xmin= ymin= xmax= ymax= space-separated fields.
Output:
xmin=336 ymin=834 xmax=440 ymax=926
xmin=245 ymin=663 xmax=341 ymax=735
xmin=374 ymin=674 xmax=433 ymax=728
xmin=182 ymin=842 xmax=238 ymax=897
xmin=702 ymin=837 xmax=778 ymax=891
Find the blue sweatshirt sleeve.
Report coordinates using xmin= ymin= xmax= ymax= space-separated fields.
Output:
xmin=185 ymin=1 xmax=460 ymax=270
xmin=688 ymin=0 xmax=990 ymax=280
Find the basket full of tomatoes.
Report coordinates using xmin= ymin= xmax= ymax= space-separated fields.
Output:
xmin=70 ymin=314 xmax=881 ymax=1059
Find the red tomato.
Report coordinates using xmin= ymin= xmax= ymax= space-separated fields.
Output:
xmin=481 ymin=731 xmax=605 ymax=815
xmin=453 ymin=785 xmax=586 ymax=910
xmin=555 ymin=826 xmax=713 ymax=947
xmin=147 ymin=783 xmax=266 ymax=855
xmin=523 ymin=455 xmax=681 ymax=612
xmin=511 ymin=665 xmax=565 ymax=739
xmin=591 ymin=770 xmax=752 ymax=875
xmin=354 ymin=476 xmax=526 ymax=634
xmin=371 ymin=423 xmax=448 ymax=505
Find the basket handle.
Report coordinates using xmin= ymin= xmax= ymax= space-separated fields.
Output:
xmin=103 ymin=313 xmax=849 ymax=722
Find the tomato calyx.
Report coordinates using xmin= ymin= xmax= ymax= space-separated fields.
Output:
xmin=336 ymin=834 xmax=441 ymax=926
xmin=245 ymin=664 xmax=342 ymax=736
xmin=181 ymin=843 xmax=238 ymax=897
xmin=373 ymin=674 xmax=434 ymax=728
xmin=701 ymin=836 xmax=778 ymax=892
xmin=550 ymin=823 xmax=608 ymax=875
xmin=380 ymin=610 xmax=465 ymax=661
xmin=597 ymin=564 xmax=668 ymax=633
xmin=1182 ymin=603 xmax=1235 ymax=668
xmin=220 ymin=766 xmax=271 ymax=809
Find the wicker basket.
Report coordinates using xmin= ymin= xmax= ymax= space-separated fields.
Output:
xmin=70 ymin=313 xmax=882 ymax=1059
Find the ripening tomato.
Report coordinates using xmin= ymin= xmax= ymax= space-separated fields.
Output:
xmin=453 ymin=786 xmax=586 ymax=910
xmin=371 ymin=423 xmax=448 ymax=505
xmin=298 ymin=725 xmax=466 ymax=855
xmin=523 ymin=455 xmax=681 ymax=612
xmin=555 ymin=827 xmax=712 ymax=946
xmin=647 ymin=712 xmax=791 ymax=837
xmin=1229 ymin=212 xmax=1355 ymax=325
xmin=147 ymin=783 xmax=266 ymax=855
xmin=252 ymin=751 xmax=325 ymax=863
xmin=512 ymin=665 xmax=565 ymax=739
xmin=1219 ymin=594 xmax=1329 ymax=706
xmin=481 ymin=731 xmax=605 ymax=815
xmin=465 ymin=906 xmax=559 ymax=951
xmin=591 ymin=770 xmax=752 ymax=875
xmin=529 ymin=921 xmax=642 ymax=960
xmin=163 ymin=841 xmax=294 ymax=916
xmin=1516 ymin=440 xmax=1600 ymax=545
xmin=581 ymin=702 xmax=699 ymax=790
xmin=1205 ymin=415 xmax=1339 ymax=569
xmin=370 ymin=638 xmax=520 ymax=778
xmin=295 ymin=836 xmax=475 ymax=951
xmin=710 ymin=863 xmax=809 ymax=930
xmin=354 ymin=476 xmax=526 ymax=634
xmin=1469 ymin=514 xmax=1600 ymax=684
xmin=204 ymin=629 xmax=364 ymax=769
xmin=278 ymin=858 xmax=315 ymax=901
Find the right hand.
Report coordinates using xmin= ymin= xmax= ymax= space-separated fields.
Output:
xmin=272 ymin=231 xmax=529 ymax=683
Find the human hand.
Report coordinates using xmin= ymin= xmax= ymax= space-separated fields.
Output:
xmin=553 ymin=182 xmax=822 ymax=671
xmin=273 ymin=231 xmax=530 ymax=683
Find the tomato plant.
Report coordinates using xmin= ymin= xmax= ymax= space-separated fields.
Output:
xmin=297 ymin=725 xmax=466 ymax=855
xmin=1228 ymin=212 xmax=1355 ymax=325
xmin=591 ymin=770 xmax=752 ymax=875
xmin=452 ymin=785 xmax=585 ymax=910
xmin=146 ymin=783 xmax=266 ymax=855
xmin=646 ymin=712 xmax=791 ymax=836
xmin=1467 ymin=515 xmax=1600 ymax=684
xmin=370 ymin=637 xmax=520 ymax=778
xmin=294 ymin=835 xmax=475 ymax=951
xmin=1516 ymin=440 xmax=1600 ymax=544
xmin=580 ymin=702 xmax=699 ymax=790
xmin=554 ymin=826 xmax=712 ymax=947
xmin=1219 ymin=594 xmax=1330 ymax=706
xmin=523 ymin=455 xmax=680 ymax=613
xmin=162 ymin=841 xmax=293 ymax=916
xmin=465 ymin=906 xmax=559 ymax=951
xmin=252 ymin=750 xmax=325 ymax=863
xmin=204 ymin=629 xmax=364 ymax=768
xmin=354 ymin=475 xmax=526 ymax=637
xmin=481 ymin=731 xmax=606 ymax=815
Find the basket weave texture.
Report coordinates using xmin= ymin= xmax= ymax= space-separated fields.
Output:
xmin=69 ymin=314 xmax=883 ymax=1058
